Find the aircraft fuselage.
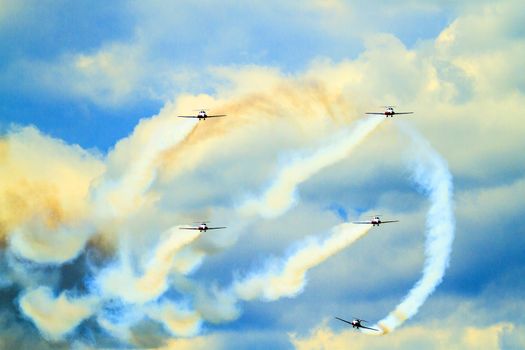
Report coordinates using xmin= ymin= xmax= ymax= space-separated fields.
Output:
xmin=197 ymin=110 xmax=207 ymax=120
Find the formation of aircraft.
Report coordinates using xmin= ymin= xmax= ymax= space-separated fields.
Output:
xmin=179 ymin=221 xmax=226 ymax=232
xmin=366 ymin=106 xmax=413 ymax=117
xmin=177 ymin=109 xmax=226 ymax=121
xmin=335 ymin=317 xmax=379 ymax=331
xmin=353 ymin=215 xmax=399 ymax=227
xmin=176 ymin=105 xmax=411 ymax=334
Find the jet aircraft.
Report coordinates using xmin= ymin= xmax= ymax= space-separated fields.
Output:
xmin=335 ymin=317 xmax=379 ymax=331
xmin=366 ymin=106 xmax=413 ymax=117
xmin=177 ymin=109 xmax=226 ymax=121
xmin=353 ymin=215 xmax=399 ymax=227
xmin=179 ymin=221 xmax=226 ymax=232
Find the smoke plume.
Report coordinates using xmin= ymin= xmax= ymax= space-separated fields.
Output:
xmin=234 ymin=223 xmax=372 ymax=301
xmin=241 ymin=117 xmax=383 ymax=218
xmin=373 ymin=122 xmax=455 ymax=334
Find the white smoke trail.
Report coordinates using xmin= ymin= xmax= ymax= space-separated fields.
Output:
xmin=96 ymin=226 xmax=201 ymax=304
xmin=241 ymin=117 xmax=383 ymax=218
xmin=234 ymin=223 xmax=372 ymax=301
xmin=91 ymin=112 xmax=197 ymax=220
xmin=373 ymin=122 xmax=455 ymax=334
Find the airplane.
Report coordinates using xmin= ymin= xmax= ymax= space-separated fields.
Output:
xmin=366 ymin=106 xmax=413 ymax=117
xmin=179 ymin=221 xmax=226 ymax=232
xmin=177 ymin=109 xmax=226 ymax=121
xmin=352 ymin=215 xmax=399 ymax=227
xmin=335 ymin=317 xmax=379 ymax=331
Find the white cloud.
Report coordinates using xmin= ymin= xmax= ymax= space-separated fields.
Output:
xmin=0 ymin=0 xmax=456 ymax=107
xmin=12 ymin=42 xmax=150 ymax=106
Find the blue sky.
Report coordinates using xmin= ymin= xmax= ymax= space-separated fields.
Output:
xmin=1 ymin=1 xmax=524 ymax=349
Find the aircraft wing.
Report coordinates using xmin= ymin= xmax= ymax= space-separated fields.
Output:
xmin=352 ymin=221 xmax=372 ymax=224
xmin=177 ymin=115 xmax=198 ymax=118
xmin=365 ymin=112 xmax=385 ymax=115
xmin=205 ymin=115 xmax=227 ymax=118
xmin=334 ymin=317 xmax=353 ymax=325
xmin=206 ymin=227 xmax=227 ymax=230
xmin=394 ymin=112 xmax=413 ymax=115
xmin=381 ymin=220 xmax=399 ymax=224
xmin=360 ymin=325 xmax=379 ymax=331
xmin=179 ymin=227 xmax=199 ymax=230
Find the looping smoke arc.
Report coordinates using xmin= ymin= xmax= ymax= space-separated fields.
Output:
xmin=372 ymin=122 xmax=455 ymax=335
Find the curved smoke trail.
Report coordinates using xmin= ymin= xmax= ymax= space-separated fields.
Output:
xmin=371 ymin=122 xmax=455 ymax=334
xmin=96 ymin=226 xmax=202 ymax=304
xmin=234 ymin=224 xmax=372 ymax=301
xmin=91 ymin=110 xmax=198 ymax=221
xmin=241 ymin=117 xmax=383 ymax=218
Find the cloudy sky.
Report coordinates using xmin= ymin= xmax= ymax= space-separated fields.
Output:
xmin=1 ymin=1 xmax=524 ymax=349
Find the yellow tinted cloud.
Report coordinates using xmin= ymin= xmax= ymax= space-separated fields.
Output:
xmin=19 ymin=287 xmax=98 ymax=341
xmin=0 ymin=127 xmax=104 ymax=262
xmin=146 ymin=301 xmax=202 ymax=337
xmin=290 ymin=322 xmax=512 ymax=350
